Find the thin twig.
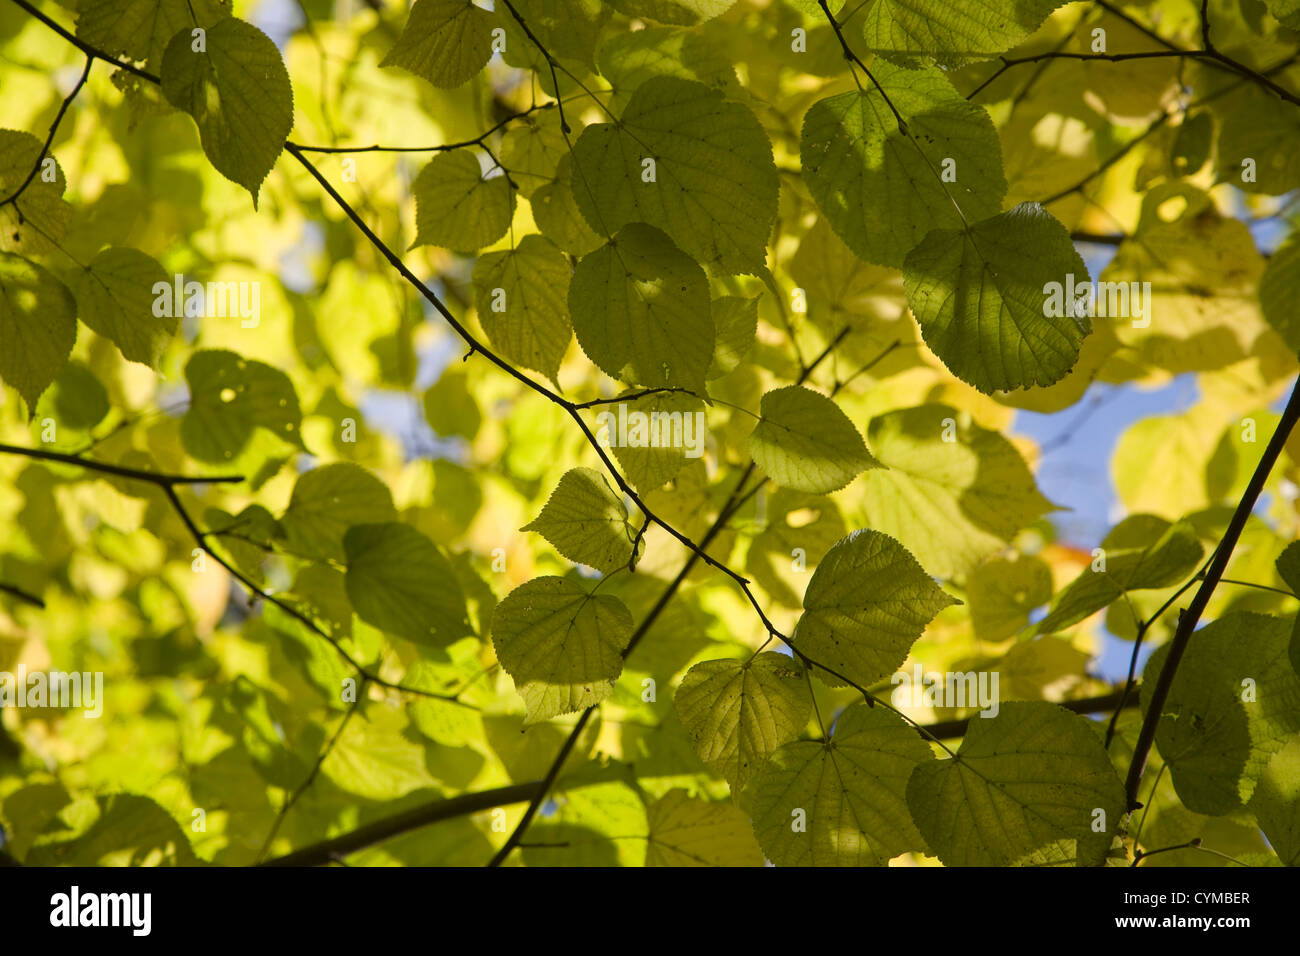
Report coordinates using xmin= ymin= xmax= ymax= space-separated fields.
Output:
xmin=0 ymin=55 xmax=92 ymax=208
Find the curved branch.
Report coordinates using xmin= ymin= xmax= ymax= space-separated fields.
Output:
xmin=259 ymin=782 xmax=544 ymax=866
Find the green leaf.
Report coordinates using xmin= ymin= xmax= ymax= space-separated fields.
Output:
xmin=499 ymin=111 xmax=568 ymax=200
xmin=180 ymin=349 xmax=306 ymax=462
xmin=1142 ymin=611 xmax=1300 ymax=814
xmin=1269 ymin=0 xmax=1300 ymax=28
xmin=522 ymin=779 xmax=648 ymax=866
xmin=1260 ymin=237 xmax=1300 ymax=354
xmin=1277 ymin=540 xmax=1300 ymax=594
xmin=907 ymin=701 xmax=1125 ymax=866
xmin=606 ymin=0 xmax=736 ymax=27
xmin=746 ymin=487 xmax=848 ymax=607
xmin=708 ymin=294 xmax=758 ymax=379
xmin=489 ymin=575 xmax=633 ymax=723
xmin=1036 ymin=516 xmax=1203 ymax=634
xmin=1249 ymin=737 xmax=1300 ymax=866
xmin=747 ymin=385 xmax=876 ymax=494
xmin=522 ymin=467 xmax=640 ymax=574
xmin=800 ymin=64 xmax=1005 ymax=268
xmin=569 ymin=223 xmax=713 ymax=393
xmin=274 ymin=570 xmax=357 ymax=685
xmin=423 ymin=368 xmax=482 ymax=440
xmin=532 ymin=154 xmax=605 ymax=255
xmin=0 ymin=783 xmax=71 ymax=861
xmin=646 ymin=788 xmax=764 ymax=866
xmin=472 ymin=234 xmax=572 ymax=382
xmin=343 ymin=522 xmax=471 ymax=646
xmin=320 ymin=703 xmax=437 ymax=801
xmin=280 ymin=463 xmax=397 ymax=562
xmin=0 ymin=129 xmax=71 ymax=255
xmin=76 ymin=0 xmax=230 ymax=71
xmin=224 ymin=675 xmax=303 ymax=787
xmin=380 ymin=0 xmax=494 ymax=89
xmin=598 ymin=25 xmax=736 ymax=110
xmin=1102 ymin=188 xmax=1266 ymax=374
xmin=1277 ymin=542 xmax=1300 ymax=679
xmin=0 ymin=252 xmax=76 ymax=409
xmin=788 ymin=217 xmax=901 ymax=324
xmin=967 ymin=554 xmax=1052 ymax=641
xmin=997 ymin=635 xmax=1093 ymax=703
xmin=674 ymin=652 xmax=810 ymax=791
xmin=2 ymin=250 xmax=75 ymax=413
xmin=207 ymin=503 xmax=280 ymax=586
xmin=1216 ymin=79 xmax=1300 ymax=196
xmin=68 ymin=247 xmax=176 ymax=367
xmin=1171 ymin=109 xmax=1214 ymax=176
xmin=500 ymin=0 xmax=610 ymax=73
xmin=412 ymin=150 xmax=515 ymax=253
xmin=860 ymin=404 xmax=1054 ymax=578
xmin=602 ymin=389 xmax=705 ymax=491
xmin=1111 ymin=405 xmax=1222 ymax=521
xmin=903 ymin=202 xmax=1092 ymax=393
xmin=314 ymin=260 xmax=413 ymax=386
xmin=863 ymin=0 xmax=1066 ymax=67
xmin=32 ymin=361 xmax=109 ymax=450
xmin=795 ymin=529 xmax=958 ymax=688
xmin=570 ymin=76 xmax=777 ymax=273
xmin=409 ymin=693 xmax=479 ymax=748
xmin=25 ymin=794 xmax=196 ymax=866
xmin=751 ymin=704 xmax=933 ymax=866
xmin=161 ymin=17 xmax=294 ymax=205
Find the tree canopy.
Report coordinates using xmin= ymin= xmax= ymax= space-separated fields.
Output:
xmin=2 ymin=0 xmax=1300 ymax=868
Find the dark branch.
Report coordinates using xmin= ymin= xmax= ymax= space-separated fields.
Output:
xmin=0 ymin=441 xmax=243 ymax=486
xmin=288 ymin=103 xmax=553 ymax=154
xmin=6 ymin=0 xmax=157 ymax=81
xmin=259 ymin=782 xmax=545 ymax=866
xmin=1124 ymin=375 xmax=1300 ymax=810
xmin=0 ymin=582 xmax=44 ymax=608
xmin=925 ymin=688 xmax=1136 ymax=740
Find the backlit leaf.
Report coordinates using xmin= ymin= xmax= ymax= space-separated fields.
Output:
xmin=569 ymin=223 xmax=713 ymax=393
xmin=412 ymin=151 xmax=516 ymax=253
xmin=752 ymin=704 xmax=933 ymax=866
xmin=801 ymin=63 xmax=1005 ymax=268
xmin=674 ymin=652 xmax=810 ymax=791
xmin=380 ymin=0 xmax=494 ymax=89
xmin=748 ymin=386 xmax=877 ymax=494
xmin=907 ymin=701 xmax=1125 ymax=866
xmin=522 ymin=467 xmax=640 ymax=573
xmin=490 ymin=575 xmax=634 ymax=723
xmin=343 ymin=522 xmax=471 ymax=647
xmin=161 ymin=17 xmax=293 ymax=204
xmin=0 ymin=253 xmax=76 ymax=409
xmin=570 ymin=76 xmax=777 ymax=273
xmin=794 ymin=529 xmax=958 ymax=688
xmin=903 ymin=203 xmax=1092 ymax=393
xmin=181 ymin=349 xmax=306 ymax=461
